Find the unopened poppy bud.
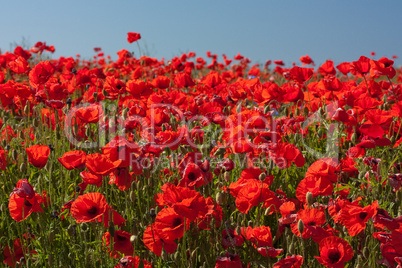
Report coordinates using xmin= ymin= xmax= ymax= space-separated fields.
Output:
xmin=391 ymin=136 xmax=396 ymax=144
xmin=161 ymin=249 xmax=168 ymax=261
xmin=258 ymin=173 xmax=266 ymax=181
xmin=71 ymin=68 xmax=77 ymax=75
xmin=223 ymin=171 xmax=230 ymax=182
xmin=264 ymin=105 xmax=270 ymax=115
xmin=12 ymin=150 xmax=18 ymax=161
xmin=108 ymin=224 xmax=115 ymax=237
xmin=191 ymin=247 xmax=199 ymax=260
xmin=129 ymin=190 xmax=136 ymax=202
xmin=289 ymin=112 xmax=293 ymax=118
xmin=67 ymin=224 xmax=76 ymax=237
xmin=264 ymin=206 xmax=272 ymax=216
xmin=363 ymin=247 xmax=369 ymax=259
xmin=214 ymin=147 xmax=226 ymax=157
xmin=149 ymin=208 xmax=156 ymax=218
xmin=397 ymin=190 xmax=402 ymax=202
xmin=235 ymin=226 xmax=241 ymax=236
xmin=248 ymin=220 xmax=254 ymax=228
xmin=297 ymin=219 xmax=304 ymax=235
xmin=236 ymin=101 xmax=242 ymax=113
xmin=303 ymin=106 xmax=309 ymax=116
xmin=24 ymin=103 xmax=30 ymax=114
xmin=85 ymin=127 xmax=91 ymax=137
xmin=130 ymin=235 xmax=137 ymax=243
xmin=136 ymin=180 xmax=143 ymax=191
xmin=81 ymin=223 xmax=88 ymax=232
xmin=215 ymin=192 xmax=226 ymax=206
xmin=289 ymin=242 xmax=295 ymax=254
xmin=102 ymin=88 xmax=108 ymax=97
xmin=93 ymin=92 xmax=98 ymax=99
xmin=351 ymin=132 xmax=357 ymax=143
xmin=161 ymin=124 xmax=166 ymax=132
xmin=306 ymin=192 xmax=313 ymax=207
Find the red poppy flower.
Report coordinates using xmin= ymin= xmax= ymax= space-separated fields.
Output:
xmin=337 ymin=201 xmax=378 ymax=236
xmin=296 ymin=176 xmax=333 ymax=202
xmin=114 ymin=256 xmax=152 ymax=268
xmin=315 ymin=236 xmax=353 ymax=268
xmin=291 ymin=207 xmax=330 ymax=243
xmin=102 ymin=136 xmax=139 ymax=168
xmin=196 ymin=197 xmax=223 ymax=230
xmin=336 ymin=62 xmax=351 ymax=75
xmin=215 ymin=252 xmax=243 ymax=268
xmin=0 ymin=146 xmax=7 ymax=170
xmin=288 ymin=66 xmax=313 ymax=84
xmin=154 ymin=207 xmax=188 ymax=241
xmin=350 ymin=56 xmax=371 ymax=77
xmin=58 ymin=150 xmax=87 ymax=170
xmin=273 ymin=255 xmax=303 ymax=268
xmin=8 ymin=56 xmax=29 ymax=74
xmin=179 ymin=162 xmax=212 ymax=188
xmin=26 ymin=145 xmax=50 ymax=169
xmin=235 ymin=180 xmax=276 ymax=214
xmin=127 ymin=32 xmax=141 ymax=43
xmin=370 ymin=57 xmax=396 ymax=79
xmin=160 ymin=183 xmax=208 ymax=222
xmin=222 ymin=228 xmax=244 ymax=249
xmin=3 ymin=237 xmax=37 ymax=268
xmin=80 ymin=171 xmax=103 ymax=187
xmin=143 ymin=223 xmax=178 ymax=257
xmin=103 ymin=230 xmax=134 ymax=258
xmin=9 ymin=191 xmax=44 ymax=222
xmin=109 ymin=167 xmax=133 ymax=191
xmin=85 ymin=153 xmax=120 ymax=176
xmin=70 ymin=192 xmax=108 ymax=223
xmin=300 ymin=55 xmax=314 ymax=66
xmin=28 ymin=61 xmax=55 ymax=89
xmin=173 ymin=72 xmax=195 ymax=88
xmin=75 ymin=103 xmax=103 ymax=124
xmin=126 ymin=79 xmax=153 ymax=99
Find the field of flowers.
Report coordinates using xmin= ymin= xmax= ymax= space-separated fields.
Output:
xmin=0 ymin=32 xmax=402 ymax=267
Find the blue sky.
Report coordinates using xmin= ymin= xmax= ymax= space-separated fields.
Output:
xmin=1 ymin=0 xmax=401 ymax=67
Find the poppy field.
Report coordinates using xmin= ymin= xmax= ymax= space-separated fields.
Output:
xmin=1 ymin=32 xmax=402 ymax=267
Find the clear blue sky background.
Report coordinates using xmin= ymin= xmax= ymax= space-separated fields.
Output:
xmin=1 ymin=0 xmax=401 ymax=67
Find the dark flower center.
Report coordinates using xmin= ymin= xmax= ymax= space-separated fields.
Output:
xmin=24 ymin=200 xmax=33 ymax=207
xmin=328 ymin=251 xmax=341 ymax=263
xmin=307 ymin=221 xmax=316 ymax=226
xmin=187 ymin=172 xmax=196 ymax=181
xmin=87 ymin=206 xmax=98 ymax=215
xmin=359 ymin=212 xmax=368 ymax=221
xmin=117 ymin=235 xmax=126 ymax=241
xmin=172 ymin=217 xmax=183 ymax=227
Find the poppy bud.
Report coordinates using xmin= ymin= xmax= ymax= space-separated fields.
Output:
xmin=161 ymin=249 xmax=168 ymax=261
xmin=102 ymin=88 xmax=108 ymax=97
xmin=223 ymin=171 xmax=230 ymax=182
xmin=235 ymin=226 xmax=241 ymax=236
xmin=289 ymin=112 xmax=293 ymax=118
xmin=236 ymin=101 xmax=242 ymax=113
xmin=149 ymin=208 xmax=156 ymax=218
xmin=263 ymin=105 xmax=270 ymax=115
xmin=351 ymin=132 xmax=357 ymax=143
xmin=67 ymin=224 xmax=76 ymax=237
xmin=93 ymin=92 xmax=98 ymax=99
xmin=130 ymin=235 xmax=137 ymax=243
xmin=191 ymin=247 xmax=199 ymax=260
xmin=297 ymin=219 xmax=304 ymax=235
xmin=306 ymin=192 xmax=313 ymax=207
xmin=81 ymin=223 xmax=88 ymax=233
xmin=129 ymin=190 xmax=136 ymax=202
xmin=24 ymin=102 xmax=30 ymax=114
xmin=12 ymin=149 xmax=18 ymax=161
xmin=20 ymin=163 xmax=26 ymax=173
xmin=215 ymin=192 xmax=226 ymax=206
xmin=248 ymin=220 xmax=254 ymax=228
xmin=397 ymin=190 xmax=402 ymax=202
xmin=136 ymin=180 xmax=143 ymax=191
xmin=85 ymin=127 xmax=91 ymax=137
xmin=258 ymin=173 xmax=266 ymax=181
xmin=391 ymin=136 xmax=396 ymax=144
xmin=71 ymin=68 xmax=77 ymax=75
xmin=289 ymin=242 xmax=295 ymax=254
xmin=363 ymin=247 xmax=369 ymax=259
xmin=264 ymin=206 xmax=272 ymax=216
xmin=108 ymin=224 xmax=115 ymax=237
